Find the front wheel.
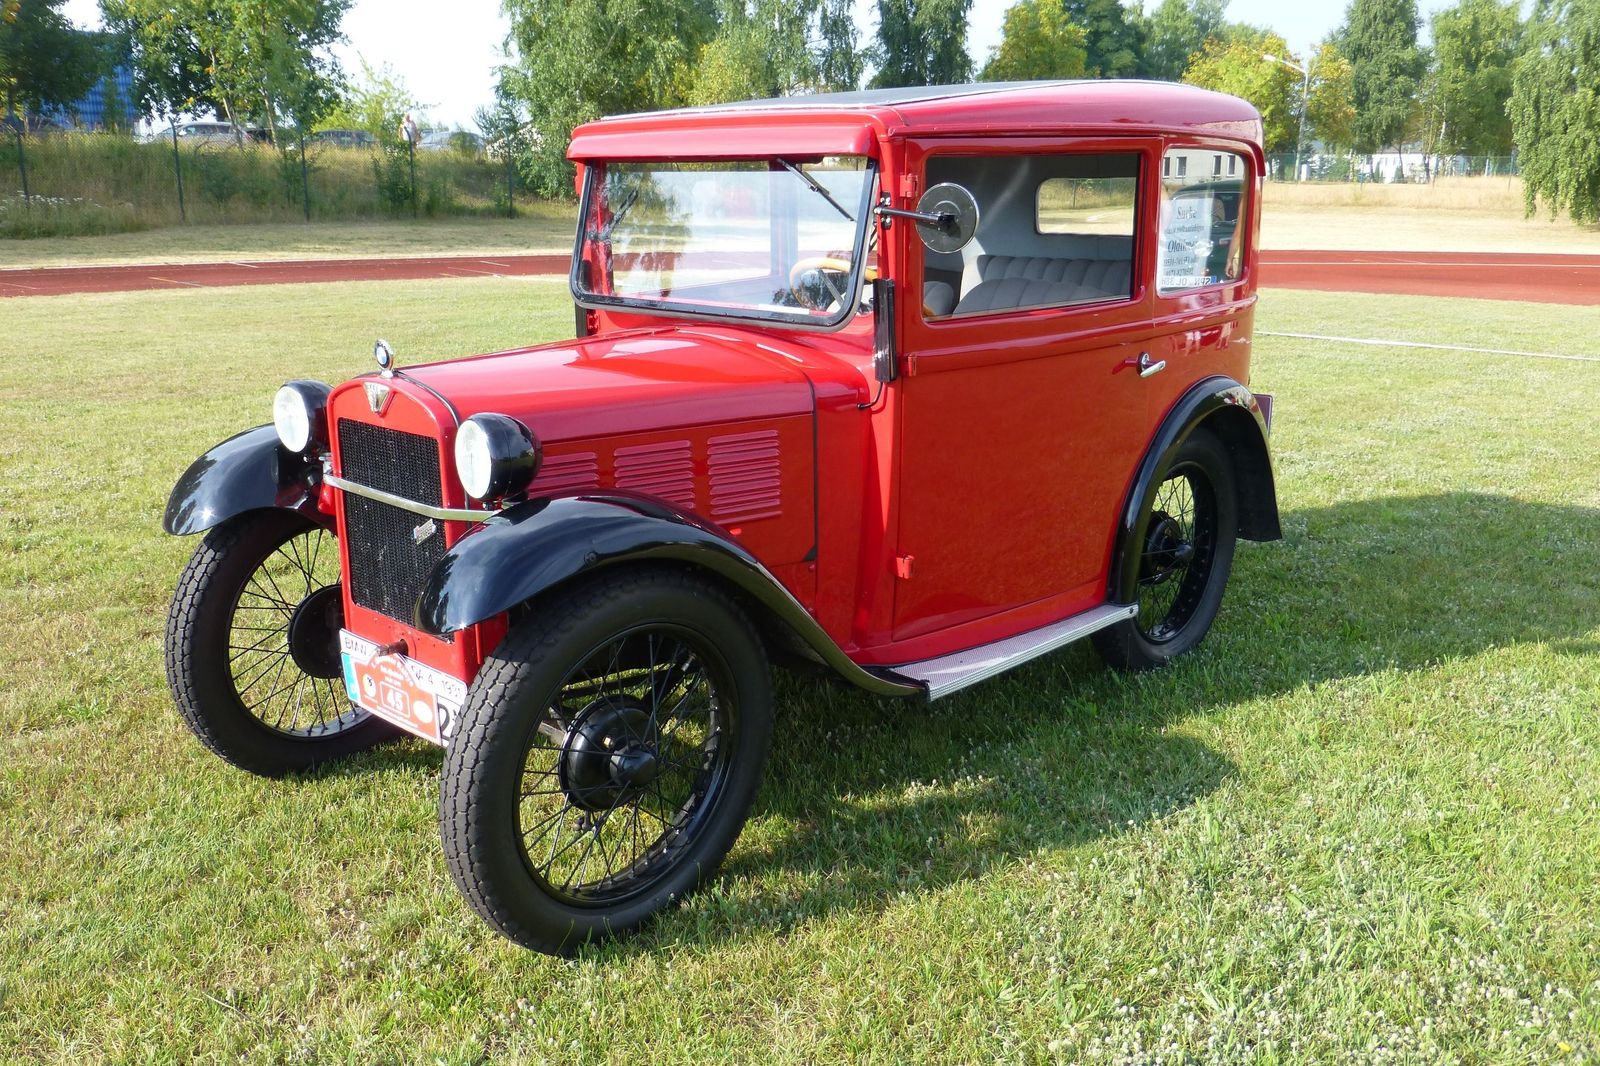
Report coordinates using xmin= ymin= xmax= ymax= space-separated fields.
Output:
xmin=165 ymin=509 xmax=399 ymax=777
xmin=439 ymin=567 xmax=774 ymax=955
xmin=1093 ymin=428 xmax=1238 ymax=671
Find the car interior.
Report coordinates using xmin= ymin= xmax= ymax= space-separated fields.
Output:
xmin=923 ymin=152 xmax=1140 ymax=318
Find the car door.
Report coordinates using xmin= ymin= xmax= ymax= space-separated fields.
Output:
xmin=891 ymin=136 xmax=1159 ymax=642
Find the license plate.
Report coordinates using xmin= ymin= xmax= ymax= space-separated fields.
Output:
xmin=340 ymin=630 xmax=467 ymax=746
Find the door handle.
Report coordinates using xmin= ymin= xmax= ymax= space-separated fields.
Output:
xmin=1136 ymin=352 xmax=1166 ymax=378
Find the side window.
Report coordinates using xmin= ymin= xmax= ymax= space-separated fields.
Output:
xmin=922 ymin=152 xmax=1139 ymax=320
xmin=1157 ymin=147 xmax=1249 ymax=293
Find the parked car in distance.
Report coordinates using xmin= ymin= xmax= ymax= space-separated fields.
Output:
xmin=162 ymin=80 xmax=1279 ymax=956
xmin=311 ymin=128 xmax=377 ymax=150
xmin=147 ymin=121 xmax=249 ymax=147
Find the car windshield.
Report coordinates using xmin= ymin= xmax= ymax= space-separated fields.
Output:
xmin=573 ymin=156 xmax=877 ymax=329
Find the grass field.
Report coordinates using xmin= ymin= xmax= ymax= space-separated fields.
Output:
xmin=2 ymin=279 xmax=1599 ymax=1062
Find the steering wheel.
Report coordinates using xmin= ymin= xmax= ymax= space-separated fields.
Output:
xmin=788 ymin=256 xmax=878 ymax=311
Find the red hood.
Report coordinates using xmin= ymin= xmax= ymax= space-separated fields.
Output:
xmin=399 ymin=326 xmax=829 ymax=444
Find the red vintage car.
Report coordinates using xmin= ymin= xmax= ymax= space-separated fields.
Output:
xmin=163 ymin=81 xmax=1279 ymax=954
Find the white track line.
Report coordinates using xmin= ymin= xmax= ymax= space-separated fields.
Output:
xmin=1258 ymin=329 xmax=1600 ymax=364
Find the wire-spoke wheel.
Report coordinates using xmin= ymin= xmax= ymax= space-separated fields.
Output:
xmin=1093 ymin=428 xmax=1238 ymax=671
xmin=166 ymin=510 xmax=399 ymax=777
xmin=440 ymin=567 xmax=773 ymax=955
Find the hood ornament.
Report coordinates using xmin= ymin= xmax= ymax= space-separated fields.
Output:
xmin=374 ymin=338 xmax=395 ymax=376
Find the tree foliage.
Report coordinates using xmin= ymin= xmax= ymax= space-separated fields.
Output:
xmin=1062 ymin=0 xmax=1144 ymax=78
xmin=1304 ymin=42 xmax=1356 ymax=150
xmin=1181 ymin=29 xmax=1298 ymax=152
xmin=499 ymin=0 xmax=714 ymax=196
xmin=868 ymin=0 xmax=973 ymax=88
xmin=0 ymin=0 xmax=102 ymax=119
xmin=1424 ymin=0 xmax=1519 ymax=157
xmin=317 ymin=58 xmax=418 ymax=141
xmin=981 ymin=0 xmax=1087 ymax=81
xmin=1510 ymin=0 xmax=1600 ymax=223
xmin=104 ymin=0 xmax=349 ymax=139
xmin=1143 ymin=0 xmax=1226 ymax=81
xmin=1335 ymin=0 xmax=1426 ymax=154
xmin=682 ymin=0 xmax=864 ymax=106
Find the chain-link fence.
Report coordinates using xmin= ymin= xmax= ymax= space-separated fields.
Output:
xmin=1265 ymin=153 xmax=1520 ymax=184
xmin=1 ymin=127 xmax=521 ymax=238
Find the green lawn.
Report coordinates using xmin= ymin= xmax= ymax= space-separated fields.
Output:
xmin=2 ymin=280 xmax=1598 ymax=1063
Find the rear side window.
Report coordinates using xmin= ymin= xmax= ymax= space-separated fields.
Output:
xmin=1157 ymin=147 xmax=1249 ymax=293
xmin=1036 ymin=175 xmax=1138 ymax=237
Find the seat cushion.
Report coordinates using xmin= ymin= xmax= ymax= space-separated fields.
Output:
xmin=953 ymin=254 xmax=1131 ymax=315
xmin=923 ymin=280 xmax=958 ymax=317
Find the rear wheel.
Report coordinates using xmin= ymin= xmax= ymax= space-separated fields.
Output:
xmin=440 ymin=567 xmax=773 ymax=955
xmin=165 ymin=509 xmax=398 ymax=777
xmin=1093 ymin=428 xmax=1238 ymax=671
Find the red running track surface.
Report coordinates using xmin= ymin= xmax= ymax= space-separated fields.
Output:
xmin=2 ymin=250 xmax=1597 ymax=304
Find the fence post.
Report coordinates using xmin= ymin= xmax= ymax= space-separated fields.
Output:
xmin=505 ymin=150 xmax=515 ymax=218
xmin=408 ymin=138 xmax=417 ymax=218
xmin=13 ymin=125 xmax=28 ymax=204
xmin=299 ymin=133 xmax=311 ymax=223
xmin=170 ymin=119 xmax=187 ymax=223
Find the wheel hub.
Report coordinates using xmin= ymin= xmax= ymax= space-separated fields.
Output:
xmin=286 ymin=584 xmax=344 ymax=679
xmin=1142 ymin=513 xmax=1194 ymax=585
xmin=559 ymin=698 xmax=661 ymax=812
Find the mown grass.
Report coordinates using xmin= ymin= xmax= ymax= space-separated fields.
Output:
xmin=0 ymin=134 xmax=514 ymax=237
xmin=1 ymin=280 xmax=1598 ymax=1063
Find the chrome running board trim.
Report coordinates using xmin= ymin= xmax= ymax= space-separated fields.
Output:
xmin=892 ymin=602 xmax=1138 ymax=700
xmin=324 ymin=472 xmax=494 ymax=523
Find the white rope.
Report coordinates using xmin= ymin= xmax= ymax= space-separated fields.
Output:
xmin=1258 ymin=330 xmax=1600 ymax=364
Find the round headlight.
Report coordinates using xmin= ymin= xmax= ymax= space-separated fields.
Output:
xmin=455 ymin=413 xmax=541 ymax=502
xmin=272 ymin=380 xmax=331 ymax=453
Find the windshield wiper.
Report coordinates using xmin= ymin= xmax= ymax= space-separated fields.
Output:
xmin=588 ymin=180 xmax=641 ymax=241
xmin=776 ymin=158 xmax=854 ymax=223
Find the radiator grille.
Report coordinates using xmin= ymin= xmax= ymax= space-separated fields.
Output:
xmin=337 ymin=420 xmax=447 ymax=623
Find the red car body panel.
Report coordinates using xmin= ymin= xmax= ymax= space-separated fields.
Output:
xmin=324 ymin=81 xmax=1267 ymax=688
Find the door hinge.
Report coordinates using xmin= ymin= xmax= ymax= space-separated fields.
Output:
xmin=895 ymin=554 xmax=915 ymax=580
xmin=897 ymin=173 xmax=919 ymax=201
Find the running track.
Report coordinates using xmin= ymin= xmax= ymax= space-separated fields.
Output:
xmin=2 ymin=250 xmax=1598 ymax=303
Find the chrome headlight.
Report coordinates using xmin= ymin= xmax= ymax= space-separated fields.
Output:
xmin=455 ymin=413 xmax=541 ymax=502
xmin=272 ymin=380 xmax=332 ymax=453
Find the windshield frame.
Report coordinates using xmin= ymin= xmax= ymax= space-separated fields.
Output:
xmin=569 ymin=156 xmax=880 ymax=333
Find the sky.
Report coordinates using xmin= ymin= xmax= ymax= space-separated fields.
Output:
xmin=61 ymin=0 xmax=1457 ymax=130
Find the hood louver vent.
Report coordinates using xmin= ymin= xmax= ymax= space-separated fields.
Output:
xmin=707 ymin=430 xmax=782 ymax=525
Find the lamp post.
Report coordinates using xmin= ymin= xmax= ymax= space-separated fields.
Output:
xmin=1263 ymin=52 xmax=1311 ymax=182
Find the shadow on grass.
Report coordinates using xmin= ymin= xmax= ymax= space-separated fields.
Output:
xmin=618 ymin=491 xmax=1600 ymax=952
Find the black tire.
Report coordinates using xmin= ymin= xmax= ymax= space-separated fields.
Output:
xmin=1093 ymin=428 xmax=1238 ymax=671
xmin=440 ymin=567 xmax=773 ymax=955
xmin=165 ymin=509 xmax=398 ymax=777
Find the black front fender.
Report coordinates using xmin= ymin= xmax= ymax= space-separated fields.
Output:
xmin=163 ymin=425 xmax=324 ymax=536
xmin=414 ymin=493 xmax=920 ymax=698
xmin=1109 ymin=376 xmax=1281 ymax=603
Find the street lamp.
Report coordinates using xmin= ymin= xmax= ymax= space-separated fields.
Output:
xmin=1263 ymin=52 xmax=1311 ymax=182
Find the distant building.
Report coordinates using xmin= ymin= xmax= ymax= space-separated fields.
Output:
xmin=38 ymin=32 xmax=139 ymax=131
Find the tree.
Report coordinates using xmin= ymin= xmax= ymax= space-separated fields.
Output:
xmin=1425 ymin=0 xmax=1519 ymax=158
xmin=1304 ymin=42 xmax=1356 ymax=150
xmin=1182 ymin=30 xmax=1298 ymax=152
xmin=1510 ymin=0 xmax=1600 ymax=223
xmin=104 ymin=0 xmax=350 ymax=143
xmin=1062 ymin=0 xmax=1144 ymax=78
xmin=0 ymin=0 xmax=102 ymax=122
xmin=318 ymin=58 xmax=419 ymax=140
xmin=1143 ymin=0 xmax=1227 ymax=81
xmin=867 ymin=0 xmax=973 ymax=88
xmin=498 ymin=0 xmax=716 ymax=197
xmin=1334 ymin=0 xmax=1426 ymax=154
xmin=681 ymin=0 xmax=863 ymax=106
xmin=981 ymin=0 xmax=1088 ymax=81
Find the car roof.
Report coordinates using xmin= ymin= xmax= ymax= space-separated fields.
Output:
xmin=570 ymin=81 xmax=1263 ymax=161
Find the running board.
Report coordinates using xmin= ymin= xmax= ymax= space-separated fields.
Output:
xmin=890 ymin=603 xmax=1138 ymax=700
